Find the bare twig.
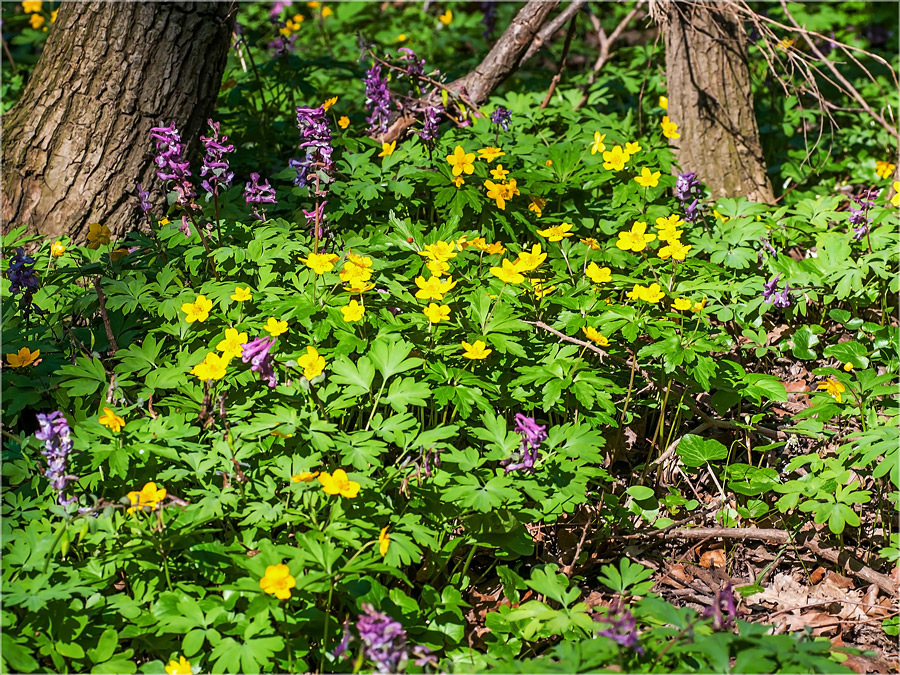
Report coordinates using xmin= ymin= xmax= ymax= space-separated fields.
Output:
xmin=93 ymin=277 xmax=119 ymax=353
xmin=522 ymin=0 xmax=587 ymax=64
xmin=576 ymin=3 xmax=645 ymax=110
xmin=540 ymin=12 xmax=579 ymax=110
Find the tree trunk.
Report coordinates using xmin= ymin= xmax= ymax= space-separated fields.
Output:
xmin=1 ymin=2 xmax=235 ymax=243
xmin=660 ymin=0 xmax=775 ymax=204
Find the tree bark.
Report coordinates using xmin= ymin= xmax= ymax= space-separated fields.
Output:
xmin=660 ymin=0 xmax=775 ymax=204
xmin=1 ymin=2 xmax=235 ymax=242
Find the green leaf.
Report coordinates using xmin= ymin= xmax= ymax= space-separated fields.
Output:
xmin=676 ymin=434 xmax=728 ymax=467
xmin=791 ymin=326 xmax=819 ymax=360
xmin=329 ymin=355 xmax=375 ymax=396
xmin=369 ymin=338 xmax=422 ymax=381
xmin=87 ymin=629 xmax=118 ymax=664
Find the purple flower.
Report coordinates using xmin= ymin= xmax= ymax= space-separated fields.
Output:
xmin=303 ymin=201 xmax=328 ymax=240
xmin=417 ymin=105 xmax=443 ymax=143
xmin=7 ymin=247 xmax=40 ymax=318
xmin=268 ymin=31 xmax=298 ymax=56
xmin=703 ymin=582 xmax=738 ymax=630
xmin=364 ymin=63 xmax=392 ymax=134
xmin=244 ymin=173 xmax=277 ymax=221
xmin=772 ymin=283 xmax=792 ymax=308
xmin=291 ymin=106 xmax=334 ymax=187
xmin=596 ymin=598 xmax=644 ymax=654
xmin=762 ymin=274 xmax=781 ymax=303
xmin=356 ymin=604 xmax=408 ymax=674
xmin=269 ymin=0 xmax=293 ymax=17
xmin=137 ymin=183 xmax=152 ymax=213
xmin=675 ymin=171 xmax=703 ymax=222
xmin=149 ymin=123 xmax=195 ymax=207
xmin=490 ymin=106 xmax=512 ymax=131
xmin=241 ymin=336 xmax=277 ymax=388
xmin=763 ymin=274 xmax=791 ymax=308
xmin=35 ymin=411 xmax=78 ymax=507
xmin=412 ymin=645 xmax=438 ymax=669
xmin=503 ymin=414 xmax=547 ymax=474
xmin=199 ymin=119 xmax=235 ymax=197
xmin=848 ymin=189 xmax=879 ymax=241
xmin=332 ymin=619 xmax=353 ymax=660
xmin=398 ymin=47 xmax=425 ymax=80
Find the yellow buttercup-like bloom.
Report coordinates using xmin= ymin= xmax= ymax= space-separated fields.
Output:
xmin=616 ymin=222 xmax=656 ymax=252
xmin=379 ymin=141 xmax=396 ymax=158
xmin=875 ymin=161 xmax=895 ymax=179
xmin=627 ymin=283 xmax=664 ymax=303
xmin=891 ymin=181 xmax=899 ymax=208
xmin=514 ymin=244 xmax=546 ymax=272
xmin=426 ymin=260 xmax=450 ymax=277
xmin=319 ymin=469 xmax=360 ymax=498
xmin=379 ymin=527 xmax=390 ymax=557
xmin=51 ymin=241 xmax=66 ymax=257
xmin=659 ymin=95 xmax=668 ymax=110
xmin=338 ymin=116 xmax=350 ymax=129
xmin=528 ymin=197 xmax=546 ymax=218
xmin=298 ymin=346 xmax=326 ymax=380
xmin=6 ymin=347 xmax=40 ymax=368
xmin=537 ymin=222 xmax=574 ymax=242
xmin=585 ymin=262 xmax=611 ymax=285
xmin=624 ymin=142 xmax=642 ymax=157
xmin=414 ymin=275 xmax=456 ymax=300
xmin=478 ymin=147 xmax=505 ymax=163
xmin=447 ymin=146 xmax=475 ymax=176
xmin=843 ymin=362 xmax=855 ymax=372
xmin=341 ymin=299 xmax=365 ymax=322
xmin=190 ymin=352 xmax=228 ymax=381
xmin=490 ymin=259 xmax=525 ymax=285
xmin=461 ymin=340 xmax=492 ymax=360
xmin=656 ymin=214 xmax=685 ymax=230
xmin=22 ymin=1 xmax=42 ymax=12
xmin=423 ymin=303 xmax=451 ymax=324
xmin=29 ymin=13 xmax=45 ymax=29
xmin=181 ymin=295 xmax=213 ymax=323
xmin=323 ymin=96 xmax=338 ymax=111
xmin=86 ymin=222 xmax=111 ymax=249
xmin=490 ymin=164 xmax=510 ymax=181
xmin=259 ymin=563 xmax=296 ymax=600
xmin=582 ymin=326 xmax=609 ymax=347
xmin=439 ymin=9 xmax=452 ymax=24
xmin=420 ymin=241 xmax=457 ymax=262
xmin=590 ymin=131 xmax=606 ymax=155
xmin=484 ymin=180 xmax=511 ymax=210
xmin=817 ymin=378 xmax=845 ymax=403
xmin=126 ymin=482 xmax=167 ymax=514
xmin=581 ymin=237 xmax=602 ymax=251
xmin=217 ymin=328 xmax=248 ymax=362
xmin=264 ymin=317 xmax=289 ymax=337
xmin=658 ymin=240 xmax=692 ymax=261
xmin=634 ymin=167 xmax=661 ymax=188
xmin=529 ymin=278 xmax=555 ymax=298
xmin=303 ymin=252 xmax=339 ymax=275
xmin=672 ymin=297 xmax=692 ymax=311
xmin=661 ymin=116 xmax=680 ymax=139
xmin=602 ymin=146 xmax=628 ymax=171
xmin=165 ymin=656 xmax=192 ymax=675
xmin=292 ymin=471 xmax=319 ymax=482
xmin=98 ymin=407 xmax=125 ymax=433
xmin=231 ymin=286 xmax=252 ymax=302
xmin=321 ymin=6 xmax=333 ymax=17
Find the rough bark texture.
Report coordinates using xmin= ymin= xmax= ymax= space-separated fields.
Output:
xmin=661 ymin=0 xmax=775 ymax=204
xmin=2 ymin=2 xmax=235 ymax=242
xmin=380 ymin=0 xmax=559 ymax=143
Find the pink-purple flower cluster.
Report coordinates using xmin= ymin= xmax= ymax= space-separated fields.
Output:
xmin=137 ymin=183 xmax=152 ymax=214
xmin=490 ymin=106 xmax=512 ymax=131
xmin=762 ymin=273 xmax=791 ymax=308
xmin=364 ymin=63 xmax=392 ymax=134
xmin=241 ymin=336 xmax=277 ymax=388
xmin=199 ymin=119 xmax=235 ymax=198
xmin=244 ymin=173 xmax=277 ymax=221
xmin=503 ymin=414 xmax=547 ymax=474
xmin=849 ymin=188 xmax=879 ymax=241
xmin=675 ymin=171 xmax=703 ymax=223
xmin=149 ymin=123 xmax=195 ymax=206
xmin=291 ymin=106 xmax=334 ymax=187
xmin=702 ymin=582 xmax=738 ymax=630
xmin=595 ymin=598 xmax=644 ymax=654
xmin=35 ymin=411 xmax=78 ymax=507
xmin=7 ymin=247 xmax=40 ymax=318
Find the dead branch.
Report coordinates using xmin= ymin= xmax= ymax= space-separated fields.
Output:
xmin=522 ymin=0 xmax=587 ymax=64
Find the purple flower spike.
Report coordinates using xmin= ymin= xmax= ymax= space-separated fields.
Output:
xmin=200 ymin=119 xmax=235 ymax=197
xmin=7 ymin=247 xmax=40 ymax=319
xmin=149 ymin=123 xmax=195 ymax=207
xmin=763 ymin=274 xmax=792 ymax=308
xmin=35 ymin=411 xmax=78 ymax=507
xmin=137 ymin=183 xmax=152 ymax=213
xmin=398 ymin=47 xmax=425 ymax=80
xmin=364 ymin=63 xmax=392 ymax=134
xmin=244 ymin=173 xmax=277 ymax=221
xmin=291 ymin=106 xmax=334 ymax=187
xmin=703 ymin=582 xmax=738 ymax=630
xmin=503 ymin=414 xmax=547 ymax=474
xmin=675 ymin=171 xmax=703 ymax=222
xmin=762 ymin=274 xmax=781 ymax=303
xmin=356 ymin=604 xmax=409 ymax=674
xmin=490 ymin=106 xmax=512 ymax=131
xmin=417 ymin=105 xmax=443 ymax=142
xmin=596 ymin=598 xmax=644 ymax=654
xmin=241 ymin=336 xmax=277 ymax=387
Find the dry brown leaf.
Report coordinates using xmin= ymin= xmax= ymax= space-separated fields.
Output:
xmin=699 ymin=549 xmax=727 ymax=569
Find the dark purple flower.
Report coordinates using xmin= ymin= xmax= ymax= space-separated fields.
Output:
xmin=503 ymin=414 xmax=547 ymax=474
xmin=480 ymin=1 xmax=497 ymax=38
xmin=398 ymin=47 xmax=425 ymax=80
xmin=291 ymin=106 xmax=334 ymax=187
xmin=332 ymin=619 xmax=353 ymax=660
xmin=364 ymin=63 xmax=392 ymax=134
xmin=356 ymin=604 xmax=408 ymax=674
xmin=149 ymin=123 xmax=195 ymax=207
xmin=35 ymin=411 xmax=78 ymax=507
xmin=7 ymin=247 xmax=40 ymax=318
xmin=675 ymin=171 xmax=703 ymax=223
xmin=303 ymin=201 xmax=328 ymax=239
xmin=762 ymin=274 xmax=781 ymax=303
xmin=268 ymin=31 xmax=298 ymax=56
xmin=137 ymin=183 xmax=152 ymax=213
xmin=241 ymin=336 xmax=277 ymax=388
xmin=596 ymin=598 xmax=644 ymax=654
xmin=703 ymin=582 xmax=738 ymax=630
xmin=244 ymin=173 xmax=277 ymax=221
xmin=763 ymin=274 xmax=791 ymax=308
xmin=417 ymin=105 xmax=443 ymax=143
xmin=490 ymin=106 xmax=512 ymax=131
xmin=199 ymin=119 xmax=235 ymax=197
xmin=772 ymin=283 xmax=792 ymax=308
xmin=421 ymin=446 xmax=442 ymax=477
xmin=848 ymin=189 xmax=879 ymax=241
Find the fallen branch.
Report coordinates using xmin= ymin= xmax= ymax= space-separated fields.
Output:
xmin=522 ymin=0 xmax=587 ymax=64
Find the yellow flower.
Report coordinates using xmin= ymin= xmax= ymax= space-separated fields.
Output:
xmin=602 ymin=146 xmax=628 ymax=171
xmin=307 ymin=1 xmax=320 ymax=7
xmin=303 ymin=252 xmax=339 ymax=275
xmin=656 ymin=214 xmax=684 ymax=229
xmin=396 ymin=33 xmax=407 ymax=42
xmin=658 ymin=240 xmax=692 ymax=261
xmin=581 ymin=237 xmax=602 ymax=251
xmin=423 ymin=303 xmax=451 ymax=323
xmin=86 ymin=222 xmax=111 ymax=249
xmin=414 ymin=275 xmax=456 ymax=300
xmin=264 ymin=317 xmax=289 ymax=337
xmin=50 ymin=8 xmax=56 ymax=22
xmin=181 ymin=295 xmax=213 ymax=323
xmin=323 ymin=96 xmax=338 ymax=111
xmin=817 ymin=378 xmax=845 ymax=403
xmin=528 ymin=197 xmax=546 ymax=218
xmin=529 ymin=277 xmax=555 ymax=298
xmin=292 ymin=471 xmax=319 ymax=482
xmin=691 ymin=298 xmax=707 ymax=312
xmin=338 ymin=116 xmax=350 ymax=129
xmin=447 ymin=146 xmax=475 ymax=176
xmin=590 ymin=131 xmax=606 ymax=155
xmin=490 ymin=164 xmax=510 ymax=181
xmin=425 ymin=260 xmax=449 ymax=277
xmin=672 ymin=297 xmax=692 ymax=311
xmin=843 ymin=362 xmax=854 ymax=372
xmin=98 ymin=407 xmax=126 ymax=433
xmin=660 ymin=116 xmax=680 ymax=139
xmin=712 ymin=209 xmax=730 ymax=223
xmin=379 ymin=527 xmax=390 ymax=557
xmin=624 ymin=142 xmax=642 ymax=157
xmin=420 ymin=241 xmax=457 ymax=262
xmin=891 ymin=181 xmax=899 ymax=208
xmin=439 ymin=9 xmax=452 ymax=24
xmin=537 ymin=222 xmax=574 ymax=242
xmin=455 ymin=235 xmax=471 ymax=251
xmin=319 ymin=469 xmax=360 ymax=498
xmin=231 ymin=286 xmax=252 ymax=302
xmin=217 ymin=328 xmax=248 ymax=361
xmin=110 ymin=248 xmax=128 ymax=262
xmin=347 ymin=251 xmax=373 ymax=268
xmin=641 ymin=283 xmax=664 ymax=303
xmin=126 ymin=482 xmax=166 ymax=514
xmin=159 ymin=217 xmax=171 ymax=226
xmin=545 ymin=159 xmax=553 ymax=167
xmin=321 ymin=6 xmax=333 ymax=17
xmin=22 ymin=1 xmax=42 ymax=12
xmin=50 ymin=241 xmax=66 ymax=257
xmin=345 ymin=280 xmax=376 ymax=294
xmin=484 ymin=180 xmax=508 ymax=209
xmin=490 ymin=259 xmax=525 ymax=284
xmin=165 ymin=656 xmax=192 ymax=675
xmin=461 ymin=340 xmax=492 ymax=360
xmin=656 ymin=226 xmax=683 ymax=243
xmin=585 ymin=262 xmax=611 ymax=285
xmin=340 ymin=261 xmax=373 ymax=285
xmin=478 ymin=147 xmax=505 ymax=163
xmin=453 ymin=176 xmax=465 ymax=188
xmin=481 ymin=241 xmax=506 ymax=256
xmin=778 ymin=37 xmax=795 ymax=50
xmin=379 ymin=141 xmax=396 ymax=158
xmin=514 ymin=244 xmax=546 ymax=272
xmin=190 ymin=352 xmax=228 ymax=381
xmin=298 ymin=346 xmax=325 ymax=380
xmin=341 ymin=299 xmax=365 ymax=322
xmin=259 ymin=563 xmax=296 ymax=600
xmin=659 ymin=95 xmax=668 ymax=110
xmin=6 ymin=347 xmax=40 ymax=368
xmin=29 ymin=13 xmax=44 ymax=29
xmin=634 ymin=167 xmax=661 ymax=188
xmin=582 ymin=326 xmax=609 ymax=347
xmin=875 ymin=161 xmax=895 ymax=179
xmin=616 ymin=221 xmax=656 ymax=252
